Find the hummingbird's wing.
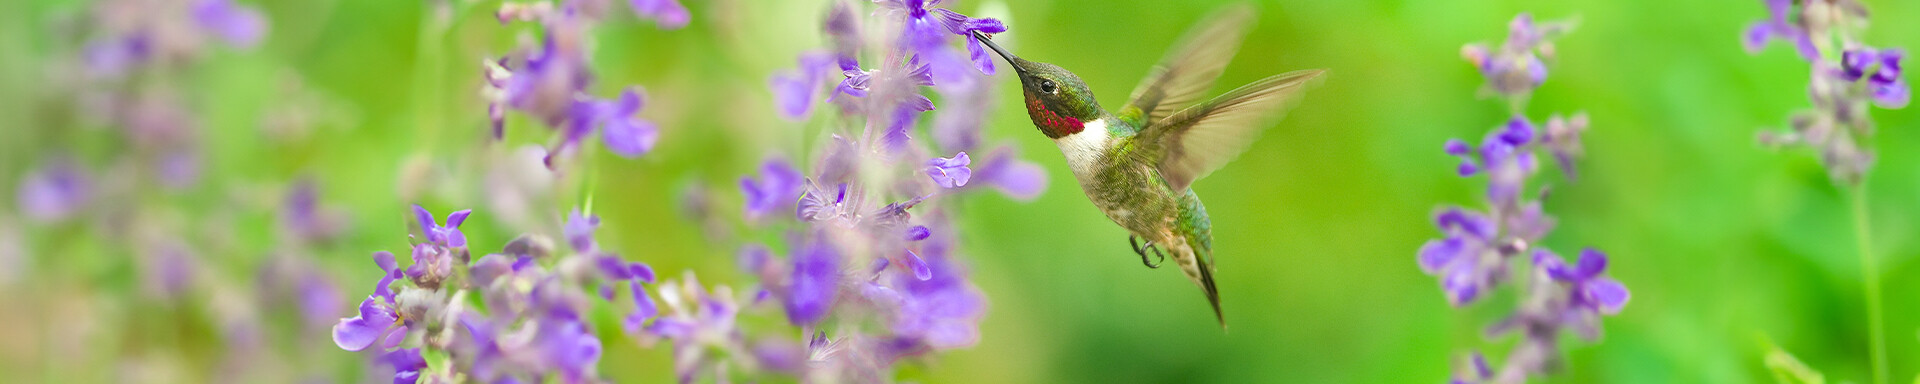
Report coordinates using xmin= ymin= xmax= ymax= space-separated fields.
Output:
xmin=1121 ymin=4 xmax=1257 ymax=128
xmin=1139 ymin=69 xmax=1324 ymax=192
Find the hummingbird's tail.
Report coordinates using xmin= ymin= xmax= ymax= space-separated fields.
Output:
xmin=1173 ymin=189 xmax=1224 ymax=330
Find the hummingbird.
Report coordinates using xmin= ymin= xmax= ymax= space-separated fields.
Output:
xmin=973 ymin=4 xmax=1323 ymax=328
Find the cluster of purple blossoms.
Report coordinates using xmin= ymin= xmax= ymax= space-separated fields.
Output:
xmin=568 ymin=0 xmax=1046 ymax=381
xmin=1428 ymin=13 xmax=1628 ymax=384
xmin=1460 ymin=13 xmax=1573 ymax=102
xmin=332 ymin=205 xmax=657 ymax=383
xmin=16 ymin=0 xmax=270 ymax=225
xmin=1745 ymin=0 xmax=1908 ymax=185
xmin=484 ymin=0 xmax=688 ymax=167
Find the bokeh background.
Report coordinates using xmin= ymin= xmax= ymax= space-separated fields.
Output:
xmin=3 ymin=0 xmax=1919 ymax=382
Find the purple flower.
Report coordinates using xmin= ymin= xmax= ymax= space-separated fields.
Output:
xmin=16 ymin=158 xmax=91 ymax=223
xmin=641 ymin=274 xmax=745 ymax=383
xmin=1841 ymin=48 xmax=1910 ymax=108
xmin=565 ymin=209 xmax=602 ymax=252
xmin=1417 ymin=207 xmax=1498 ymax=306
xmin=1537 ymin=248 xmax=1630 ymax=315
xmin=192 ymin=0 xmax=266 ymax=48
xmin=1742 ymin=0 xmax=1819 ymax=60
xmin=413 ymin=205 xmax=471 ymax=248
xmin=404 ymin=242 xmax=454 ymax=289
xmin=598 ymin=87 xmax=660 ymax=158
xmin=1461 ymin=13 xmax=1570 ymax=96
xmin=538 ymin=319 xmax=603 ymax=383
xmin=333 ymin=295 xmax=400 ymax=351
xmin=83 ymin=35 xmax=151 ymax=77
xmin=924 ymin=152 xmax=972 ymax=188
xmin=740 ymin=159 xmax=803 ymax=221
xmin=785 ymin=235 xmax=841 ymax=325
xmin=771 ymin=52 xmax=836 ymax=120
xmin=1540 ymin=113 xmax=1589 ymax=178
xmin=382 ymin=348 xmax=427 ymax=384
xmin=832 ymin=55 xmax=873 ymax=100
xmin=890 ymin=234 xmax=985 ymax=349
xmin=876 ymin=0 xmax=1008 ymax=75
xmin=502 ymin=36 xmax=594 ymax=129
xmin=335 ymin=250 xmax=409 ymax=351
xmin=628 ymin=0 xmax=691 ymax=29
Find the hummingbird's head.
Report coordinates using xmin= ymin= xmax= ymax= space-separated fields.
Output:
xmin=973 ymin=32 xmax=1104 ymax=139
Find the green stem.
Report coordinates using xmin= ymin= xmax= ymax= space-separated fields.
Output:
xmin=1850 ymin=185 xmax=1885 ymax=384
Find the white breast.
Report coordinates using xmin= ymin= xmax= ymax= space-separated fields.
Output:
xmin=1054 ymin=119 xmax=1112 ymax=181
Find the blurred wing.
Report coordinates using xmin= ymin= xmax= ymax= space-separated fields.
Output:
xmin=1122 ymin=4 xmax=1257 ymax=127
xmin=1143 ymin=69 xmax=1325 ymax=191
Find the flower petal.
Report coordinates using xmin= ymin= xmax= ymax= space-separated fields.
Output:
xmin=1588 ymin=277 xmax=1630 ymax=314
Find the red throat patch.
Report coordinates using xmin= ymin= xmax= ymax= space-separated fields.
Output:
xmin=1025 ymin=94 xmax=1084 ymax=139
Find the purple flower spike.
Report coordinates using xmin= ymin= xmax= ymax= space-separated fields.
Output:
xmin=413 ymin=205 xmax=471 ymax=248
xmin=925 ymin=152 xmax=972 ymax=188
xmin=192 ymin=0 xmax=266 ymax=48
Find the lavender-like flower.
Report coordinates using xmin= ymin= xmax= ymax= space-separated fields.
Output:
xmin=485 ymin=2 xmax=675 ymax=165
xmin=924 ymin=152 xmax=972 ymax=188
xmin=330 ymin=206 xmax=656 ymax=383
xmin=1430 ymin=13 xmax=1626 ymax=384
xmin=1460 ymin=13 xmax=1572 ymax=100
xmin=771 ymin=52 xmax=838 ymax=120
xmin=1745 ymin=1 xmax=1904 ymax=382
xmin=15 ymin=157 xmax=92 ymax=223
xmin=412 ymin=205 xmax=471 ymax=249
xmin=1747 ymin=0 xmax=1907 ymax=185
xmin=740 ymin=159 xmax=804 ymax=221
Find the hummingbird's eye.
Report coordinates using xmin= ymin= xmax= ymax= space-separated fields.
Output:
xmin=1039 ymin=79 xmax=1058 ymax=94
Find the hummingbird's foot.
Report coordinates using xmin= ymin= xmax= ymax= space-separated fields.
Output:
xmin=1130 ymin=235 xmax=1166 ymax=269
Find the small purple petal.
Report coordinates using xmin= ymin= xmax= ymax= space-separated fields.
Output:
xmin=905 ymin=225 xmax=932 ymax=241
xmin=381 ymin=324 xmax=409 ymax=350
xmin=1417 ymin=238 xmax=1462 ymax=273
xmin=1573 ymin=248 xmax=1609 ymax=279
xmin=333 ymin=317 xmax=380 ymax=351
xmin=1589 ymin=278 xmax=1630 ymax=313
xmin=629 ymin=263 xmax=656 ymax=284
xmin=905 ymin=250 xmax=933 ymax=281
xmin=192 ymin=0 xmax=266 ymax=48
xmin=629 ymin=0 xmax=691 ymax=29
xmin=630 ymin=282 xmax=658 ymax=319
xmin=373 ymin=251 xmax=398 ymax=273
xmin=446 ymin=209 xmax=471 ymax=228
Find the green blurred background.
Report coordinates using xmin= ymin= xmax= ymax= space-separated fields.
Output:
xmin=3 ymin=0 xmax=1919 ymax=382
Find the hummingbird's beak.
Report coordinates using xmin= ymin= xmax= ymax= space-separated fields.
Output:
xmin=971 ymin=31 xmax=1026 ymax=75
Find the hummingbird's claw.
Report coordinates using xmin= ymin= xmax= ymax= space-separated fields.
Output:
xmin=1130 ymin=235 xmax=1166 ymax=269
